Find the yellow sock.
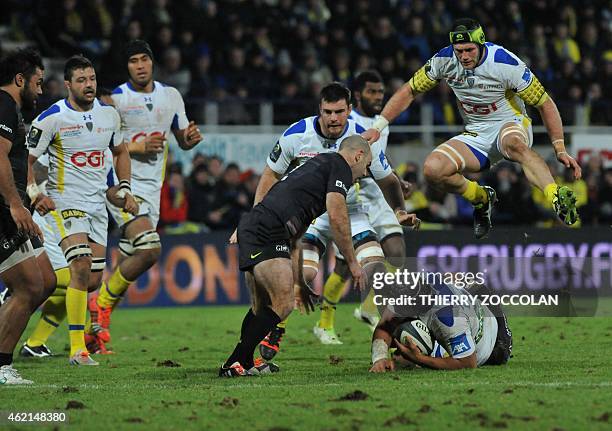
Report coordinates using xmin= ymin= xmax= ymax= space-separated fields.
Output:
xmin=66 ymin=287 xmax=87 ymax=356
xmin=55 ymin=267 xmax=71 ymax=289
xmin=276 ymin=319 xmax=287 ymax=329
xmin=318 ymin=272 xmax=345 ymax=330
xmin=98 ymin=268 xmax=133 ymax=308
xmin=360 ymin=288 xmax=378 ymax=316
xmin=26 ymin=289 xmax=67 ymax=347
xmin=543 ymin=183 xmax=558 ymax=206
xmin=462 ymin=180 xmax=488 ymax=205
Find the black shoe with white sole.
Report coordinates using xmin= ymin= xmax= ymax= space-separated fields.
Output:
xmin=473 ymin=186 xmax=497 ymax=239
xmin=20 ymin=343 xmax=53 ymax=358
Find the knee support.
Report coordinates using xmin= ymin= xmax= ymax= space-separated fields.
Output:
xmin=433 ymin=143 xmax=466 ymax=172
xmin=302 ymin=249 xmax=320 ymax=273
xmin=132 ymin=229 xmax=161 ymax=252
xmin=119 ymin=230 xmax=161 ymax=257
xmin=63 ymin=244 xmax=92 ymax=264
xmin=91 ymin=257 xmax=106 ymax=273
xmin=356 ymin=244 xmax=384 ymax=265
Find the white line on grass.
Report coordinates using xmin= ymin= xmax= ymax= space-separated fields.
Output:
xmin=3 ymin=381 xmax=611 ymax=390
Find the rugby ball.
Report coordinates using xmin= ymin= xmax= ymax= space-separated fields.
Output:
xmin=393 ymin=318 xmax=434 ymax=355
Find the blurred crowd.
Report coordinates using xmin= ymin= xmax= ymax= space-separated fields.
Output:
xmin=154 ymin=153 xmax=261 ymax=234
xmin=2 ymin=0 xmax=610 ymax=125
xmin=2 ymin=0 xmax=610 ymax=231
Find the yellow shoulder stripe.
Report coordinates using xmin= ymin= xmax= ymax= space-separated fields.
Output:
xmin=408 ymin=66 xmax=438 ymax=94
xmin=517 ymin=75 xmax=549 ymax=107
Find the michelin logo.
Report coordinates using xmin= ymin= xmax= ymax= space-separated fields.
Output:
xmin=335 ymin=180 xmax=348 ymax=193
xmin=449 ymin=333 xmax=472 ymax=355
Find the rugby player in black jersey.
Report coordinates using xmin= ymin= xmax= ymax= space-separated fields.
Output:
xmin=220 ymin=135 xmax=371 ymax=377
xmin=0 ymin=49 xmax=54 ymax=385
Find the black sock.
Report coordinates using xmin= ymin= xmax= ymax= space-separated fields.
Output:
xmin=224 ymin=309 xmax=256 ymax=368
xmin=224 ymin=307 xmax=281 ymax=369
xmin=0 ymin=352 xmax=13 ymax=367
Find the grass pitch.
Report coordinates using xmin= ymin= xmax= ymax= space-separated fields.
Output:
xmin=4 ymin=304 xmax=612 ymax=430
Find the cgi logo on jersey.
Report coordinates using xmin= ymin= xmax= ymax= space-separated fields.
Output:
xmin=70 ymin=150 xmax=105 ymax=168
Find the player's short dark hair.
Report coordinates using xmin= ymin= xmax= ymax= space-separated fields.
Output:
xmin=64 ymin=55 xmax=94 ymax=81
xmin=353 ymin=70 xmax=383 ymax=94
xmin=319 ymin=82 xmax=351 ymax=106
xmin=0 ymin=48 xmax=44 ymax=86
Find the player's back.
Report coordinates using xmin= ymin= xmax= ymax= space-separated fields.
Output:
xmin=29 ymin=99 xmax=119 ymax=203
xmin=111 ymin=81 xmax=187 ymax=193
xmin=261 ymin=152 xmax=352 ymax=237
xmin=419 ymin=282 xmax=497 ymax=366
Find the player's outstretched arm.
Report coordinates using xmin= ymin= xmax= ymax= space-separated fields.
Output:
xmin=370 ymin=310 xmax=400 ymax=373
xmin=537 ymin=97 xmax=582 ymax=180
xmin=327 ymin=191 xmax=366 ymax=291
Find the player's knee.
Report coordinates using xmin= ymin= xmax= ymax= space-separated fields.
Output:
xmin=136 ymin=246 xmax=161 ymax=268
xmin=13 ymin=271 xmax=46 ymax=310
xmin=381 ymin=236 xmax=405 ymax=261
xmin=70 ymin=257 xmax=93 ymax=285
xmin=302 ymin=248 xmax=320 ymax=284
xmin=423 ymin=155 xmax=446 ymax=184
xmin=502 ymin=134 xmax=528 ymax=159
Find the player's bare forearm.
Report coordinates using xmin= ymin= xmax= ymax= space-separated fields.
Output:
xmin=27 ymin=154 xmax=39 ymax=187
xmin=376 ymin=173 xmax=405 ymax=211
xmin=381 ymin=83 xmax=415 ymax=123
xmin=0 ymin=139 xmax=23 ymax=206
xmin=254 ymin=166 xmax=282 ymax=205
xmin=414 ymin=353 xmax=477 ymax=370
xmin=327 ymin=192 xmax=357 ymax=266
xmin=112 ymin=143 xmax=132 ymax=182
xmin=32 ymin=159 xmax=48 ymax=186
xmin=537 ymin=98 xmax=565 ymax=152
xmin=290 ymin=238 xmax=304 ymax=285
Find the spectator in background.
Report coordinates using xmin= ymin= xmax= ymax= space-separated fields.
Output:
xmin=157 ymin=47 xmax=191 ymax=95
xmin=33 ymin=77 xmax=65 ymax=117
xmin=186 ymin=163 xmax=215 ymax=230
xmin=207 ymin=163 xmax=250 ymax=230
xmin=598 ymin=168 xmax=612 ymax=224
xmin=207 ymin=156 xmax=224 ymax=185
xmin=553 ymin=23 xmax=581 ymax=65
xmin=160 ymin=163 xmax=189 ymax=229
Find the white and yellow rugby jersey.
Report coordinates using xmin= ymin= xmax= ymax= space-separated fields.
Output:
xmin=409 ymin=42 xmax=548 ymax=134
xmin=111 ymin=81 xmax=189 ymax=195
xmin=266 ymin=116 xmax=379 ymax=213
xmin=349 ymin=110 xmax=393 ymax=204
xmin=28 ymin=99 xmax=121 ymax=203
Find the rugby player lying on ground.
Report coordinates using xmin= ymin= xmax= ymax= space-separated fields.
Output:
xmin=370 ymin=281 xmax=512 ymax=372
